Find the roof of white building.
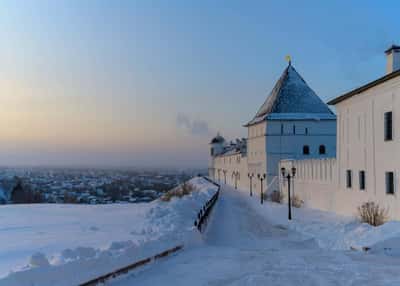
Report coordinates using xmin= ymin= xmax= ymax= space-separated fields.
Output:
xmin=245 ymin=63 xmax=335 ymax=126
xmin=328 ymin=67 xmax=400 ymax=105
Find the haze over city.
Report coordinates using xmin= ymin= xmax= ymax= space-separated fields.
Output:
xmin=1 ymin=0 xmax=399 ymax=167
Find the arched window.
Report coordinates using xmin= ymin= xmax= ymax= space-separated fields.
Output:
xmin=303 ymin=145 xmax=310 ymax=155
xmin=319 ymin=145 xmax=326 ymax=155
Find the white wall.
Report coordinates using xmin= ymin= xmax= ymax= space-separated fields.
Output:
xmin=336 ymin=76 xmax=400 ymax=213
xmin=280 ymin=72 xmax=400 ymax=220
xmin=212 ymin=153 xmax=249 ymax=191
xmin=281 ymin=157 xmax=400 ymax=219
xmin=247 ymin=122 xmax=267 ymax=193
xmin=266 ymin=119 xmax=336 ymax=193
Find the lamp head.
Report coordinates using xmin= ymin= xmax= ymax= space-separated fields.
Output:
xmin=281 ymin=167 xmax=286 ymax=177
xmin=291 ymin=167 xmax=296 ymax=177
xmin=257 ymin=174 xmax=260 ymax=179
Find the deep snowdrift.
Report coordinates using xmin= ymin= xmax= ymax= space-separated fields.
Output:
xmin=233 ymin=184 xmax=400 ymax=255
xmin=0 ymin=177 xmax=217 ymax=286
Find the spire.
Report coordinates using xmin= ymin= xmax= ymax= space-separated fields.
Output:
xmin=285 ymin=55 xmax=292 ymax=66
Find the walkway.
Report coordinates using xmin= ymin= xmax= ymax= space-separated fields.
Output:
xmin=111 ymin=184 xmax=400 ymax=286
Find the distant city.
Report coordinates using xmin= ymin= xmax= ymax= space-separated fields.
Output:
xmin=0 ymin=167 xmax=207 ymax=205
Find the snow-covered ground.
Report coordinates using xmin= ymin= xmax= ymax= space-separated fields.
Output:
xmin=111 ymin=183 xmax=400 ymax=286
xmin=0 ymin=177 xmax=217 ymax=285
xmin=3 ymin=179 xmax=400 ymax=285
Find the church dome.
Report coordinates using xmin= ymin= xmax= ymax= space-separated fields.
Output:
xmin=210 ymin=133 xmax=225 ymax=144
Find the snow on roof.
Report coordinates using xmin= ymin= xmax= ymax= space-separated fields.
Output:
xmin=245 ymin=64 xmax=335 ymax=126
xmin=266 ymin=113 xmax=336 ymax=121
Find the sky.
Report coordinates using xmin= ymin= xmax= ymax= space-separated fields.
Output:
xmin=0 ymin=0 xmax=399 ymax=168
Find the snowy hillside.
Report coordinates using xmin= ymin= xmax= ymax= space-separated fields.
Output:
xmin=110 ymin=183 xmax=400 ymax=286
xmin=0 ymin=177 xmax=217 ymax=286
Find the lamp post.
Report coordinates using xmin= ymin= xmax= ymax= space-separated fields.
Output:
xmin=257 ymin=173 xmax=266 ymax=204
xmin=281 ymin=166 xmax=296 ymax=220
xmin=223 ymin=170 xmax=227 ymax=184
xmin=217 ymin=169 xmax=221 ymax=182
xmin=248 ymin=173 xmax=254 ymax=196
xmin=232 ymin=171 xmax=239 ymax=189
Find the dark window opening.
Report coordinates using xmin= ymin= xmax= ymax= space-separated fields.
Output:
xmin=303 ymin=145 xmax=310 ymax=155
xmin=346 ymin=170 xmax=352 ymax=188
xmin=386 ymin=172 xmax=395 ymax=194
xmin=293 ymin=125 xmax=296 ymax=135
xmin=281 ymin=124 xmax=284 ymax=135
xmin=359 ymin=171 xmax=365 ymax=190
xmin=305 ymin=128 xmax=309 ymax=135
xmin=384 ymin=111 xmax=393 ymax=141
xmin=210 ymin=148 xmax=214 ymax=156
xmin=319 ymin=145 xmax=326 ymax=155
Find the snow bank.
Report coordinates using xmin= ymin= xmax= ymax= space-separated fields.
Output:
xmin=0 ymin=177 xmax=217 ymax=286
xmin=232 ymin=184 xmax=400 ymax=255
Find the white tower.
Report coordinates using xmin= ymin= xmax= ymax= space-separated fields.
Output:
xmin=208 ymin=133 xmax=225 ymax=179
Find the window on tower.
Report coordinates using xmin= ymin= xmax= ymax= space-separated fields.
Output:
xmin=319 ymin=145 xmax=326 ymax=155
xmin=303 ymin=145 xmax=310 ymax=155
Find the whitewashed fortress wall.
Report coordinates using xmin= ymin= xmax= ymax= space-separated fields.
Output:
xmin=279 ymin=46 xmax=400 ymax=220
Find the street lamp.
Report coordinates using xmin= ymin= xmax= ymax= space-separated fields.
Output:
xmin=223 ymin=170 xmax=227 ymax=184
xmin=257 ymin=173 xmax=266 ymax=204
xmin=232 ymin=171 xmax=239 ymax=189
xmin=281 ymin=166 xmax=296 ymax=220
xmin=248 ymin=173 xmax=254 ymax=196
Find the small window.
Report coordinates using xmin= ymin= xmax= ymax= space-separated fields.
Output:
xmin=305 ymin=127 xmax=309 ymax=135
xmin=303 ymin=145 xmax=310 ymax=155
xmin=346 ymin=170 xmax=352 ymax=188
xmin=293 ymin=125 xmax=296 ymax=135
xmin=359 ymin=171 xmax=365 ymax=190
xmin=281 ymin=124 xmax=284 ymax=135
xmin=384 ymin=111 xmax=393 ymax=141
xmin=210 ymin=148 xmax=214 ymax=156
xmin=386 ymin=172 xmax=395 ymax=194
xmin=319 ymin=145 xmax=326 ymax=155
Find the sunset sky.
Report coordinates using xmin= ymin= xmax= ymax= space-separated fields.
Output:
xmin=0 ymin=1 xmax=399 ymax=167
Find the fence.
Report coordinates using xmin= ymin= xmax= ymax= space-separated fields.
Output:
xmin=79 ymin=245 xmax=183 ymax=286
xmin=79 ymin=176 xmax=219 ymax=285
xmin=194 ymin=176 xmax=220 ymax=232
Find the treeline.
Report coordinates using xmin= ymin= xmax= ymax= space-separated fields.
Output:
xmin=10 ymin=179 xmax=46 ymax=204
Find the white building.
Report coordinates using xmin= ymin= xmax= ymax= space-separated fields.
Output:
xmin=209 ymin=62 xmax=336 ymax=195
xmin=280 ymin=45 xmax=400 ymax=219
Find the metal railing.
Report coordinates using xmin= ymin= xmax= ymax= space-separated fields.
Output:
xmin=79 ymin=245 xmax=183 ymax=286
xmin=194 ymin=176 xmax=220 ymax=232
xmin=79 ymin=177 xmax=219 ymax=285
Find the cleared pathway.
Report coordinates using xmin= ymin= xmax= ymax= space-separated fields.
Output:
xmin=110 ymin=185 xmax=400 ymax=286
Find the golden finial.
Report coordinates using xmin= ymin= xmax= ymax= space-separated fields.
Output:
xmin=285 ymin=55 xmax=291 ymax=65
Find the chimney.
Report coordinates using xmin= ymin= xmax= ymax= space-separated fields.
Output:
xmin=385 ymin=45 xmax=400 ymax=74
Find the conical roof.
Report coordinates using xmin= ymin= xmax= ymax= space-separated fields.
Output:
xmin=245 ymin=64 xmax=335 ymax=126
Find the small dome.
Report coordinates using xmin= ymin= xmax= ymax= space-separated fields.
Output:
xmin=210 ymin=133 xmax=225 ymax=144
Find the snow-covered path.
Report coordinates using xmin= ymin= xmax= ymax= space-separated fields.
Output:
xmin=111 ymin=185 xmax=400 ymax=286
